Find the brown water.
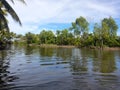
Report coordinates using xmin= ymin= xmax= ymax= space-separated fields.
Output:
xmin=0 ymin=45 xmax=120 ymax=90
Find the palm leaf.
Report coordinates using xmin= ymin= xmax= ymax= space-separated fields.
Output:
xmin=1 ymin=0 xmax=22 ymax=26
xmin=18 ymin=0 xmax=26 ymax=4
xmin=10 ymin=0 xmax=26 ymax=4
xmin=10 ymin=0 xmax=15 ymax=4
xmin=0 ymin=8 xmax=9 ymax=32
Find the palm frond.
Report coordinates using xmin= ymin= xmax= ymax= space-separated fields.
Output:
xmin=0 ymin=8 xmax=9 ymax=32
xmin=1 ymin=0 xmax=22 ymax=26
xmin=18 ymin=0 xmax=26 ymax=4
xmin=10 ymin=0 xmax=15 ymax=4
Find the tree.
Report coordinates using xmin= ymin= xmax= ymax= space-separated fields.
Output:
xmin=70 ymin=16 xmax=89 ymax=47
xmin=101 ymin=17 xmax=118 ymax=47
xmin=46 ymin=31 xmax=55 ymax=44
xmin=93 ymin=17 xmax=118 ymax=47
xmin=61 ymin=29 xmax=69 ymax=45
xmin=56 ymin=30 xmax=62 ymax=45
xmin=25 ymin=32 xmax=39 ymax=44
xmin=93 ymin=23 xmax=101 ymax=46
xmin=71 ymin=16 xmax=89 ymax=37
xmin=56 ymin=29 xmax=74 ymax=45
xmin=39 ymin=30 xmax=55 ymax=44
xmin=102 ymin=17 xmax=118 ymax=38
xmin=0 ymin=0 xmax=25 ymax=49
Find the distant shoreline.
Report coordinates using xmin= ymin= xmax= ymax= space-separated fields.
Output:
xmin=27 ymin=44 xmax=120 ymax=50
xmin=103 ymin=47 xmax=120 ymax=50
xmin=28 ymin=44 xmax=75 ymax=48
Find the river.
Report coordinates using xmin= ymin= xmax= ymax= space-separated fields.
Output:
xmin=0 ymin=45 xmax=120 ymax=90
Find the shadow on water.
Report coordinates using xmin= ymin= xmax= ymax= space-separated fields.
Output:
xmin=39 ymin=47 xmax=54 ymax=57
xmin=70 ymin=49 xmax=88 ymax=72
xmin=91 ymin=49 xmax=116 ymax=73
xmin=55 ymin=48 xmax=72 ymax=61
xmin=25 ymin=46 xmax=34 ymax=55
xmin=70 ymin=48 xmax=116 ymax=73
xmin=38 ymin=47 xmax=73 ymax=66
xmin=0 ymin=50 xmax=19 ymax=90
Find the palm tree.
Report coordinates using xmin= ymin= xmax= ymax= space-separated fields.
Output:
xmin=0 ymin=0 xmax=25 ymax=31
xmin=0 ymin=0 xmax=25 ymax=49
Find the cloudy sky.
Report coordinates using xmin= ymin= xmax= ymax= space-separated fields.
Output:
xmin=8 ymin=0 xmax=120 ymax=35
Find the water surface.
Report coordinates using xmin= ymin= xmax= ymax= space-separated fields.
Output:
xmin=0 ymin=45 xmax=120 ymax=90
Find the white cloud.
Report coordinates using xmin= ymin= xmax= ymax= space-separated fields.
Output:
xmin=7 ymin=0 xmax=120 ymax=34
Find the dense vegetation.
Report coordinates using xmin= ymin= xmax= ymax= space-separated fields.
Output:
xmin=15 ymin=16 xmax=120 ymax=48
xmin=0 ymin=0 xmax=25 ymax=49
xmin=0 ymin=0 xmax=119 ymax=49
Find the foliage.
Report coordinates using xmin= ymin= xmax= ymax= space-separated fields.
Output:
xmin=14 ymin=16 xmax=120 ymax=48
xmin=0 ymin=0 xmax=25 ymax=49
xmin=56 ymin=29 xmax=74 ymax=45
xmin=71 ymin=16 xmax=89 ymax=37
xmin=25 ymin=32 xmax=39 ymax=44
xmin=93 ymin=17 xmax=118 ymax=47
xmin=39 ymin=30 xmax=55 ymax=44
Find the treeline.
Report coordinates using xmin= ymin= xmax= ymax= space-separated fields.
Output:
xmin=15 ymin=16 xmax=120 ymax=47
xmin=0 ymin=30 xmax=16 ymax=49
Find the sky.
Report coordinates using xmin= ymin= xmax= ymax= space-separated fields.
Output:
xmin=7 ymin=0 xmax=120 ymax=35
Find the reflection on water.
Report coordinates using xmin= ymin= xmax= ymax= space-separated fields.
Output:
xmin=71 ymin=49 xmax=88 ymax=72
xmin=0 ymin=50 xmax=19 ymax=90
xmin=39 ymin=47 xmax=54 ymax=57
xmin=0 ymin=45 xmax=120 ymax=90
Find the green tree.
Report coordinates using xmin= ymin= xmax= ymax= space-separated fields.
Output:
xmin=25 ymin=32 xmax=39 ymax=44
xmin=70 ymin=16 xmax=89 ymax=47
xmin=102 ymin=17 xmax=118 ymax=38
xmin=39 ymin=30 xmax=46 ymax=44
xmin=93 ymin=22 xmax=110 ymax=47
xmin=93 ymin=23 xmax=101 ymax=46
xmin=56 ymin=29 xmax=74 ymax=45
xmin=39 ymin=30 xmax=55 ymax=44
xmin=25 ymin=32 xmax=33 ymax=44
xmin=56 ymin=30 xmax=62 ymax=45
xmin=0 ymin=0 xmax=25 ymax=49
xmin=84 ymin=33 xmax=94 ymax=46
xmin=93 ymin=17 xmax=118 ymax=47
xmin=61 ymin=29 xmax=69 ymax=45
xmin=72 ymin=16 xmax=89 ymax=37
xmin=102 ymin=17 xmax=118 ymax=47
xmin=46 ymin=31 xmax=55 ymax=44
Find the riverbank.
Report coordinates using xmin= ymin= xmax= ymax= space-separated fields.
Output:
xmin=103 ymin=47 xmax=120 ymax=50
xmin=27 ymin=44 xmax=120 ymax=50
xmin=89 ymin=46 xmax=120 ymax=50
xmin=28 ymin=44 xmax=76 ymax=48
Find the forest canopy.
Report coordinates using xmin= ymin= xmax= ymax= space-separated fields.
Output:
xmin=14 ymin=16 xmax=120 ymax=48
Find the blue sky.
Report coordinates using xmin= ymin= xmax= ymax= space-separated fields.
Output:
xmin=8 ymin=0 xmax=120 ymax=35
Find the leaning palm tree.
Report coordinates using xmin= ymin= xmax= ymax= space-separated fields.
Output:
xmin=0 ymin=0 xmax=25 ymax=49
